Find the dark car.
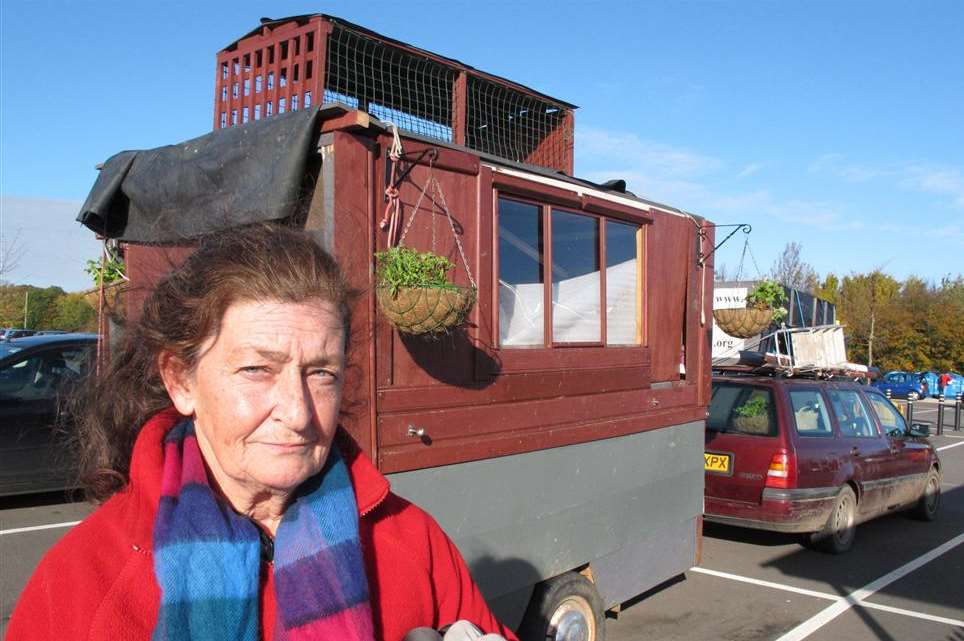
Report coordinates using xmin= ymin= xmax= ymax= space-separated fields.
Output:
xmin=0 ymin=333 xmax=97 ymax=496
xmin=0 ymin=328 xmax=38 ymax=341
xmin=704 ymin=375 xmax=941 ymax=553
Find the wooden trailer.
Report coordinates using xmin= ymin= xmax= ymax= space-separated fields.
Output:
xmin=77 ymin=17 xmax=716 ymax=640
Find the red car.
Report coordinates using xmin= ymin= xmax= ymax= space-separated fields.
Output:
xmin=704 ymin=375 xmax=941 ymax=553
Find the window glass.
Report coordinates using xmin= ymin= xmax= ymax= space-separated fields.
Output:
xmin=498 ymin=198 xmax=545 ymax=346
xmin=827 ymin=389 xmax=877 ymax=438
xmin=551 ymin=210 xmax=600 ymax=343
xmin=605 ymin=220 xmax=640 ymax=345
xmin=708 ymin=384 xmax=777 ymax=436
xmin=866 ymin=392 xmax=907 ymax=437
xmin=0 ymin=347 xmax=91 ymax=402
xmin=789 ymin=389 xmax=833 ymax=436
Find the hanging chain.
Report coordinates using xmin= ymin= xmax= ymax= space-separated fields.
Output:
xmin=746 ymin=241 xmax=763 ymax=280
xmin=396 ymin=154 xmax=476 ymax=290
xmin=432 ymin=176 xmax=477 ymax=289
xmin=398 ymin=154 xmax=436 ymax=247
xmin=736 ymin=236 xmax=749 ymax=282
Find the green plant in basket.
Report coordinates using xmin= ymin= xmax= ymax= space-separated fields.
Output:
xmin=375 ymin=247 xmax=459 ymax=295
xmin=746 ymin=279 xmax=788 ymax=324
xmin=374 ymin=247 xmax=476 ymax=335
xmin=735 ymin=395 xmax=768 ymax=418
xmin=733 ymin=395 xmax=770 ymax=433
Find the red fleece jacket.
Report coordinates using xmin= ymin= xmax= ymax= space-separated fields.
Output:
xmin=6 ymin=409 xmax=515 ymax=641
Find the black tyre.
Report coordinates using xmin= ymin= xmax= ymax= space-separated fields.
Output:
xmin=808 ymin=486 xmax=857 ymax=554
xmin=517 ymin=571 xmax=605 ymax=641
xmin=910 ymin=468 xmax=941 ymax=521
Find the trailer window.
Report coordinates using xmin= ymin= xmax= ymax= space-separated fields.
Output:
xmin=605 ymin=220 xmax=642 ymax=345
xmin=551 ymin=210 xmax=600 ymax=343
xmin=498 ymin=198 xmax=545 ymax=346
xmin=497 ymin=196 xmax=642 ymax=348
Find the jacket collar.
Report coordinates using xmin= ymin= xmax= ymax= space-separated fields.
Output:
xmin=127 ymin=408 xmax=391 ymax=542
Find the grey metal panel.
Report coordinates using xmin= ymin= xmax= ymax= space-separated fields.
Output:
xmin=388 ymin=420 xmax=704 ymax=612
xmin=592 ymin=516 xmax=696 ymax=609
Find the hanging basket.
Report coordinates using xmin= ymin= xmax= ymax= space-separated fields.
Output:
xmin=713 ymin=307 xmax=773 ymax=338
xmin=377 ymin=285 xmax=477 ymax=335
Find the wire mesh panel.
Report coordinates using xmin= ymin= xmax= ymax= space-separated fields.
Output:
xmin=217 ymin=17 xmax=576 ymax=172
xmin=324 ymin=25 xmax=456 ymax=142
xmin=467 ymin=76 xmax=571 ymax=170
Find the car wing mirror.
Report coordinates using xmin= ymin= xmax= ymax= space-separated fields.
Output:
xmin=909 ymin=423 xmax=931 ymax=437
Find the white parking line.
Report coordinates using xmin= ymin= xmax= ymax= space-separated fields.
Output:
xmin=692 ymin=567 xmax=964 ymax=628
xmin=0 ymin=520 xmax=81 ymax=536
xmin=690 ymin=567 xmax=838 ymax=601
xmin=774 ymin=532 xmax=964 ymax=640
xmin=857 ymin=602 xmax=964 ymax=629
xmin=936 ymin=441 xmax=964 ymax=452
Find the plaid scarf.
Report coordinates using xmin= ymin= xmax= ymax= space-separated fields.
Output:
xmin=152 ymin=420 xmax=375 ymax=641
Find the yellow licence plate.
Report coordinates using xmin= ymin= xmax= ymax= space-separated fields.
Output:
xmin=704 ymin=452 xmax=731 ymax=474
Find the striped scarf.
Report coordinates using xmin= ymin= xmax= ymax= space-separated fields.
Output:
xmin=152 ymin=420 xmax=375 ymax=641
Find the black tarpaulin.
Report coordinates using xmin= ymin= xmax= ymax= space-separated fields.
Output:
xmin=76 ymin=105 xmax=332 ymax=243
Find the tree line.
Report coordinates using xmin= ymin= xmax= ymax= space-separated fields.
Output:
xmin=0 ymin=285 xmax=98 ymax=332
xmin=816 ymin=273 xmax=963 ymax=374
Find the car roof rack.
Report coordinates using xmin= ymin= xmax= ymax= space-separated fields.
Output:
xmin=712 ymin=324 xmax=879 ymax=381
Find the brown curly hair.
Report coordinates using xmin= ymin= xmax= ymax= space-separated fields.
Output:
xmin=74 ymin=223 xmax=356 ymax=501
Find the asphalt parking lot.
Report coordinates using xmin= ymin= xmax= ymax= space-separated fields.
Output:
xmin=2 ymin=401 xmax=963 ymax=639
xmin=608 ymin=414 xmax=964 ymax=641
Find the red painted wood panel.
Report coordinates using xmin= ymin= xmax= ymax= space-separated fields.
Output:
xmin=648 ymin=214 xmax=691 ymax=382
xmin=330 ymin=131 xmax=378 ymax=460
xmin=379 ymin=402 xmax=704 ymax=473
xmin=123 ymin=244 xmax=195 ymax=323
xmin=378 ymin=366 xmax=650 ymax=413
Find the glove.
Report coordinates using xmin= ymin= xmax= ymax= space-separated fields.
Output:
xmin=403 ymin=620 xmax=508 ymax=641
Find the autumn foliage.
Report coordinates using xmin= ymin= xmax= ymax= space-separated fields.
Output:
xmin=816 ymin=273 xmax=964 ymax=373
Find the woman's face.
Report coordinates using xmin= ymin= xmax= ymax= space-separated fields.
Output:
xmin=166 ymin=299 xmax=346 ymax=498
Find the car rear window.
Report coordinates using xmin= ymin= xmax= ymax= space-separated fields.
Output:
xmin=709 ymin=384 xmax=777 ymax=436
xmin=789 ymin=389 xmax=833 ymax=437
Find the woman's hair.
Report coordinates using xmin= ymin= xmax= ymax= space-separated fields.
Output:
xmin=75 ymin=223 xmax=356 ymax=501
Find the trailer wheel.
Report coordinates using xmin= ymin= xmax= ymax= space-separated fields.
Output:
xmin=517 ymin=571 xmax=605 ymax=641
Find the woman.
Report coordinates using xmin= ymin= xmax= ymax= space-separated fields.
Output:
xmin=7 ymin=225 xmax=514 ymax=641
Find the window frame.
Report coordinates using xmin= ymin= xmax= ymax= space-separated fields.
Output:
xmin=492 ymin=176 xmax=651 ymax=374
xmin=827 ymin=387 xmax=880 ymax=439
xmin=708 ymin=383 xmax=779 ymax=437
xmin=864 ymin=389 xmax=908 ymax=438
xmin=788 ymin=387 xmax=835 ymax=438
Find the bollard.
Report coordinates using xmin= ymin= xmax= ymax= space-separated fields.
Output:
xmin=937 ymin=394 xmax=946 ymax=435
xmin=954 ymin=392 xmax=962 ymax=432
xmin=906 ymin=398 xmax=915 ymax=427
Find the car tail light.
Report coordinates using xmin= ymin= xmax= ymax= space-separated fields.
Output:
xmin=765 ymin=451 xmax=797 ymax=489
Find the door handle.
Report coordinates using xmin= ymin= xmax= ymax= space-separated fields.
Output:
xmin=851 ymin=447 xmax=860 ymax=457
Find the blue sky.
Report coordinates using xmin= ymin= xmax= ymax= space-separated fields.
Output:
xmin=2 ymin=0 xmax=962 ymax=290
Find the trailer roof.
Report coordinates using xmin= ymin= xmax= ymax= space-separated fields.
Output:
xmin=76 ymin=104 xmax=705 ymax=243
xmin=221 ymin=14 xmax=578 ymax=111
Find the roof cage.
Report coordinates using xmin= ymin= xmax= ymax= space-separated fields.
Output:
xmin=214 ymin=15 xmax=576 ymax=174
